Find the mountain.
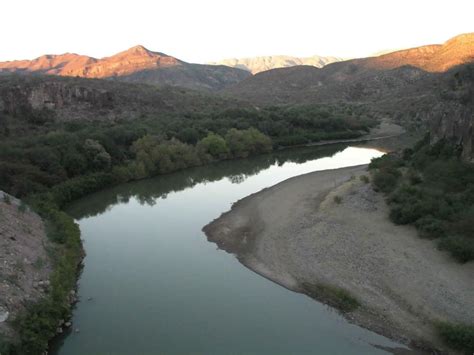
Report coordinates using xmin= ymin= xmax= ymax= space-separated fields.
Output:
xmin=0 ymin=46 xmax=251 ymax=91
xmin=354 ymin=33 xmax=474 ymax=73
xmin=223 ymin=33 xmax=474 ymax=104
xmin=210 ymin=55 xmax=342 ymax=74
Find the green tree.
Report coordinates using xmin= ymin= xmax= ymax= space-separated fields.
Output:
xmin=196 ymin=133 xmax=229 ymax=161
xmin=84 ymin=139 xmax=111 ymax=170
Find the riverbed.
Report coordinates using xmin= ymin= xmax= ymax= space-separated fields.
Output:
xmin=52 ymin=144 xmax=412 ymax=354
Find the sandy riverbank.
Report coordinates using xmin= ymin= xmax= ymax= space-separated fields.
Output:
xmin=203 ymin=165 xmax=474 ymax=353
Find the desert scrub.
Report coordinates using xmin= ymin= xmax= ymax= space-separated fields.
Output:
xmin=370 ymin=138 xmax=474 ymax=262
xmin=436 ymin=322 xmax=474 ymax=354
xmin=333 ymin=195 xmax=343 ymax=204
xmin=302 ymin=282 xmax=360 ymax=313
xmin=438 ymin=236 xmax=474 ymax=263
xmin=3 ymin=194 xmax=11 ymax=204
xmin=18 ymin=201 xmax=28 ymax=213
xmin=359 ymin=174 xmax=370 ymax=184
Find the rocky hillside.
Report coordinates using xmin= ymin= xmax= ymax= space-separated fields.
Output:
xmin=224 ymin=33 xmax=474 ymax=104
xmin=0 ymin=192 xmax=52 ymax=344
xmin=0 ymin=46 xmax=251 ymax=91
xmin=210 ymin=55 xmax=342 ymax=74
xmin=0 ymin=74 xmax=248 ymax=123
xmin=428 ymin=65 xmax=474 ymax=161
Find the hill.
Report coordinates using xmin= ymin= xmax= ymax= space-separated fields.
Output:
xmin=209 ymin=55 xmax=342 ymax=74
xmin=223 ymin=33 xmax=474 ymax=105
xmin=0 ymin=46 xmax=251 ymax=91
xmin=0 ymin=74 xmax=247 ymax=123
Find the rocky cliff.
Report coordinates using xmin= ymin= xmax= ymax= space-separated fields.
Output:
xmin=0 ymin=75 xmax=247 ymax=122
xmin=429 ymin=65 xmax=474 ymax=161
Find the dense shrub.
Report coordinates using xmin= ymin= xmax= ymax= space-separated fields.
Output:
xmin=437 ymin=322 xmax=474 ymax=354
xmin=372 ymin=168 xmax=400 ymax=193
xmin=438 ymin=236 xmax=474 ymax=263
xmin=372 ymin=138 xmax=474 ymax=262
xmin=415 ymin=216 xmax=446 ymax=239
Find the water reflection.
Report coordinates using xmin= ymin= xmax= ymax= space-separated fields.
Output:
xmin=68 ymin=144 xmax=346 ymax=219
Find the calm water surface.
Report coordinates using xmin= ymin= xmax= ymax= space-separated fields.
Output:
xmin=52 ymin=144 xmax=409 ymax=355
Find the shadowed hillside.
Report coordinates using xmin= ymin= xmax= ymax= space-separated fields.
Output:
xmin=0 ymin=46 xmax=251 ymax=91
xmin=223 ymin=33 xmax=474 ymax=105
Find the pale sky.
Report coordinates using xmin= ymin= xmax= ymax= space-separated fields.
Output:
xmin=2 ymin=0 xmax=473 ymax=63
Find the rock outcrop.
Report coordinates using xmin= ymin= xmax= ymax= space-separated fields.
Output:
xmin=0 ymin=75 xmax=247 ymax=122
xmin=429 ymin=65 xmax=474 ymax=161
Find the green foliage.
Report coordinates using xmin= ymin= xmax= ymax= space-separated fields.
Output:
xmin=302 ymin=282 xmax=360 ymax=313
xmin=225 ymin=128 xmax=272 ymax=158
xmin=437 ymin=322 xmax=474 ymax=354
xmin=196 ymin=133 xmax=229 ymax=161
xmin=372 ymin=137 xmax=474 ymax=262
xmin=84 ymin=139 xmax=111 ymax=171
xmin=372 ymin=168 xmax=400 ymax=193
xmin=415 ymin=216 xmax=446 ymax=239
xmin=438 ymin=236 xmax=474 ymax=263
xmin=0 ymin=102 xmax=376 ymax=198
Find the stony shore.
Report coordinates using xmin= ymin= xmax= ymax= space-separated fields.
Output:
xmin=203 ymin=165 xmax=474 ymax=354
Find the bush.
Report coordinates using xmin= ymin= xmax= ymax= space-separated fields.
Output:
xmin=196 ymin=133 xmax=229 ymax=161
xmin=359 ymin=175 xmax=370 ymax=184
xmin=334 ymin=195 xmax=342 ymax=204
xmin=302 ymin=282 xmax=360 ymax=313
xmin=373 ymin=169 xmax=400 ymax=193
xmin=437 ymin=322 xmax=474 ymax=353
xmin=369 ymin=154 xmax=403 ymax=170
xmin=415 ymin=216 xmax=446 ymax=239
xmin=438 ymin=236 xmax=474 ymax=263
xmin=374 ymin=138 xmax=474 ymax=263
xmin=3 ymin=194 xmax=11 ymax=204
xmin=18 ymin=201 xmax=28 ymax=213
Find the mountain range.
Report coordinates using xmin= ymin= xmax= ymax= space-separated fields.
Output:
xmin=0 ymin=45 xmax=251 ymax=91
xmin=1 ymin=34 xmax=472 ymax=96
xmin=209 ymin=55 xmax=343 ymax=74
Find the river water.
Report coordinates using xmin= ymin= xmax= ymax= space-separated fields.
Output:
xmin=52 ymin=144 xmax=410 ymax=355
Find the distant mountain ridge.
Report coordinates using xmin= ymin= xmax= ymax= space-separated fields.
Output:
xmin=356 ymin=33 xmax=474 ymax=72
xmin=0 ymin=46 xmax=250 ymax=91
xmin=210 ymin=55 xmax=342 ymax=74
xmin=224 ymin=33 xmax=474 ymax=104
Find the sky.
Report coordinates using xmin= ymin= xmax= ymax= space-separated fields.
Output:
xmin=1 ymin=0 xmax=473 ymax=63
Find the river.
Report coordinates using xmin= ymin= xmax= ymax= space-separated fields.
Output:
xmin=52 ymin=143 xmax=411 ymax=354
